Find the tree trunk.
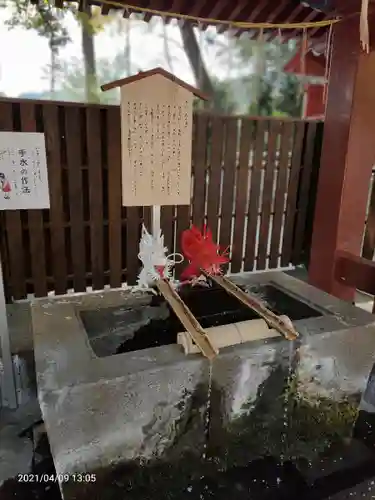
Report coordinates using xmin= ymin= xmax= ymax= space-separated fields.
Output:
xmin=124 ymin=18 xmax=131 ymax=76
xmin=50 ymin=48 xmax=56 ymax=95
xmin=253 ymin=42 xmax=266 ymax=114
xmin=179 ymin=24 xmax=214 ymax=101
xmin=48 ymin=28 xmax=58 ymax=97
xmin=163 ymin=22 xmax=173 ymax=72
xmin=81 ymin=6 xmax=98 ymax=103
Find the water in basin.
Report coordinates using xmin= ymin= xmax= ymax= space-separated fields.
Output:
xmin=80 ymin=282 xmax=322 ymax=357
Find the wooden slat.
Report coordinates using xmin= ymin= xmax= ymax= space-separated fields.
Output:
xmin=43 ymin=104 xmax=67 ymax=295
xmin=257 ymin=120 xmax=280 ymax=270
xmin=163 ymin=0 xmax=184 ymax=23
xmin=286 ymin=9 xmax=320 ymax=41
xmin=292 ymin=121 xmax=317 ymax=263
xmin=20 ymin=103 xmax=48 ymax=297
xmin=335 ymin=250 xmax=375 ymax=296
xmin=161 ymin=205 xmax=174 ymax=252
xmin=192 ymin=113 xmax=208 ymax=228
xmin=219 ymin=117 xmax=238 ymax=271
xmin=206 ymin=116 xmax=225 ymax=241
xmin=122 ymin=6 xmax=131 ymax=18
xmin=216 ymin=2 xmax=248 ymax=33
xmin=231 ymin=118 xmax=252 ymax=273
xmin=206 ymin=0 xmax=230 ymax=20
xmin=246 ymin=0 xmax=270 ymax=23
xmin=101 ymin=3 xmax=111 ymax=14
xmin=126 ymin=206 xmax=141 ymax=285
xmin=143 ymin=207 xmax=152 ymax=231
xmin=0 ymin=102 xmax=26 ymax=299
xmin=175 ymin=205 xmax=190 ymax=279
xmin=107 ymin=107 xmax=123 ymax=288
xmin=269 ymin=121 xmax=293 ymax=268
xmin=281 ymin=122 xmax=305 ymax=266
xmin=363 ymin=179 xmax=375 ymax=259
xmin=257 ymin=121 xmax=280 ymax=269
xmin=0 ymin=106 xmax=14 ymax=302
xmin=86 ymin=107 xmax=104 ymax=290
xmin=65 ymin=107 xmax=86 ymax=292
xmin=0 ymin=97 xmax=324 ymax=297
xmin=0 ymin=212 xmax=11 ymax=302
xmin=244 ymin=120 xmax=266 ymax=271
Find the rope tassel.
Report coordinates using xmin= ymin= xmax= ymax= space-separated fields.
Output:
xmin=135 ymin=224 xmax=183 ymax=291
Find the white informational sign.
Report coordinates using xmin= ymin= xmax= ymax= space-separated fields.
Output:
xmin=0 ymin=132 xmax=50 ymax=210
xmin=0 ymin=131 xmax=50 ymax=408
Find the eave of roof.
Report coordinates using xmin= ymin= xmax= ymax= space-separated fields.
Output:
xmin=48 ymin=0 xmax=341 ymax=42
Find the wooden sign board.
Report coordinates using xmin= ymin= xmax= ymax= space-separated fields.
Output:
xmin=120 ymin=74 xmax=194 ymax=206
xmin=0 ymin=132 xmax=50 ymax=210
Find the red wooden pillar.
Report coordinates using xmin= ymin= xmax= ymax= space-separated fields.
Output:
xmin=308 ymin=15 xmax=375 ymax=301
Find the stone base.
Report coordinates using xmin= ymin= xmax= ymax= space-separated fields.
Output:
xmin=31 ymin=271 xmax=375 ymax=498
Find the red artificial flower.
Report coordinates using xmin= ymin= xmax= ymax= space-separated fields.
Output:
xmin=1 ymin=180 xmax=11 ymax=193
xmin=180 ymin=225 xmax=229 ymax=281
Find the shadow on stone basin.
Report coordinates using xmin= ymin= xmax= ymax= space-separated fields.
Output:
xmin=61 ymin=363 xmax=375 ymax=500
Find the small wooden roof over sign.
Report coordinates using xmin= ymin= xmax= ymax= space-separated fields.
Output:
xmin=101 ymin=67 xmax=208 ymax=101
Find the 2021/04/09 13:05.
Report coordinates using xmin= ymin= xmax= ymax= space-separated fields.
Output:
xmin=17 ymin=473 xmax=97 ymax=483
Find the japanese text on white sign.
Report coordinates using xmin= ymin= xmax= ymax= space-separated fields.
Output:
xmin=120 ymin=76 xmax=193 ymax=207
xmin=0 ymin=132 xmax=50 ymax=210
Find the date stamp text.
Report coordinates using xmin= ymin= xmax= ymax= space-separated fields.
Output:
xmin=17 ymin=473 xmax=97 ymax=483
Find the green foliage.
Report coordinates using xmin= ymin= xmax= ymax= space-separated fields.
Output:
xmin=0 ymin=5 xmax=305 ymax=114
xmin=223 ymin=37 xmax=303 ymax=117
xmin=55 ymin=52 xmax=132 ymax=104
xmin=272 ymin=110 xmax=289 ymax=117
xmin=4 ymin=0 xmax=70 ymax=53
xmin=248 ymin=78 xmax=273 ymax=116
xmin=2 ymin=0 xmax=110 ymax=99
xmin=211 ymin=80 xmax=236 ymax=113
xmin=67 ymin=4 xmax=110 ymax=35
xmin=276 ymin=74 xmax=303 ymax=118
xmin=192 ymin=78 xmax=236 ymax=113
xmin=3 ymin=0 xmax=70 ymax=94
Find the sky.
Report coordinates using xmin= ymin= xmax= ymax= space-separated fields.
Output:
xmin=0 ymin=6 xmax=234 ymax=97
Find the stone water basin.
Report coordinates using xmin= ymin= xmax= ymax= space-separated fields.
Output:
xmin=31 ymin=271 xmax=375 ymax=499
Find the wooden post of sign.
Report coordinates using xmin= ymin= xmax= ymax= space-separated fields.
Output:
xmin=101 ymin=68 xmax=219 ymax=359
xmin=152 ymin=205 xmax=161 ymax=236
xmin=0 ymin=131 xmax=50 ymax=408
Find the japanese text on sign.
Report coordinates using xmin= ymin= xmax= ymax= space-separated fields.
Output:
xmin=0 ymin=132 xmax=50 ymax=210
xmin=120 ymin=78 xmax=193 ymax=207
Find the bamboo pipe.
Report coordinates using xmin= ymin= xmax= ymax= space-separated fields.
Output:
xmin=203 ymin=273 xmax=298 ymax=341
xmin=156 ymin=278 xmax=218 ymax=359
xmin=177 ymin=316 xmax=290 ymax=355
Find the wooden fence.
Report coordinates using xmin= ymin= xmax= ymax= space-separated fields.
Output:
xmin=0 ymin=98 xmax=323 ymax=301
xmin=363 ymin=168 xmax=375 ymax=260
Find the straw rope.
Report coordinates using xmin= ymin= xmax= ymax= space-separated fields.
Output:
xmin=96 ymin=0 xmax=340 ymax=30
